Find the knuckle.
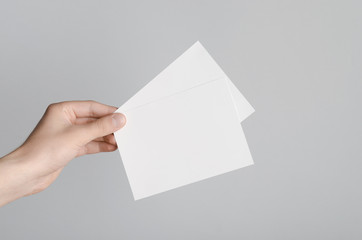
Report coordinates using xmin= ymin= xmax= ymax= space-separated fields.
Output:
xmin=46 ymin=103 xmax=58 ymax=112
xmin=47 ymin=103 xmax=56 ymax=109
xmin=46 ymin=102 xmax=68 ymax=115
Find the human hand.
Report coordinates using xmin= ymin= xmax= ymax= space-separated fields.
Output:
xmin=0 ymin=101 xmax=126 ymax=207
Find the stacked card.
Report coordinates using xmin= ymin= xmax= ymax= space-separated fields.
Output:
xmin=114 ymin=41 xmax=254 ymax=200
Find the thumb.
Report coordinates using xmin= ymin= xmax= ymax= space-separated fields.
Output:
xmin=74 ymin=113 xmax=126 ymax=144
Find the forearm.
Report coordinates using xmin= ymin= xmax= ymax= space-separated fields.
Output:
xmin=0 ymin=149 xmax=37 ymax=207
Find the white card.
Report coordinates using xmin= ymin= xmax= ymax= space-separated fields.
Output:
xmin=115 ymin=79 xmax=253 ymax=200
xmin=117 ymin=41 xmax=254 ymax=122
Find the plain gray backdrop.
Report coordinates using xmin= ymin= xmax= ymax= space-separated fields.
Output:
xmin=0 ymin=0 xmax=361 ymax=239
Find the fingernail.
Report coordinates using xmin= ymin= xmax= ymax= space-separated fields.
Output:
xmin=112 ymin=113 xmax=126 ymax=128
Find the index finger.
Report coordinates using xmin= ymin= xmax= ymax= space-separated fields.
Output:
xmin=63 ymin=100 xmax=118 ymax=118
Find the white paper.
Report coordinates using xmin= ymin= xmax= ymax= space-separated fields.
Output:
xmin=117 ymin=41 xmax=254 ymax=122
xmin=114 ymin=41 xmax=254 ymax=200
xmin=115 ymin=79 xmax=253 ymax=200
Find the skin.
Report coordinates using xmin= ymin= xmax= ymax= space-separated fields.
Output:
xmin=0 ymin=101 xmax=126 ymax=207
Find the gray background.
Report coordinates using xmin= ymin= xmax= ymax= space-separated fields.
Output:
xmin=0 ymin=0 xmax=361 ymax=239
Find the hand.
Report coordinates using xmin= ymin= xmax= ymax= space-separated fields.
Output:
xmin=0 ymin=101 xmax=126 ymax=207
